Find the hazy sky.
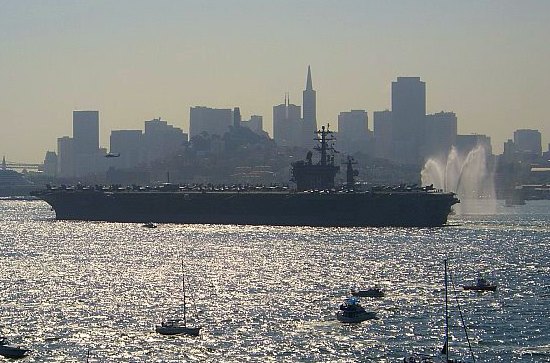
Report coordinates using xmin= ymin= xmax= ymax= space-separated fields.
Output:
xmin=1 ymin=0 xmax=549 ymax=163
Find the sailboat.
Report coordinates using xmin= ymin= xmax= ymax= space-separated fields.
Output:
xmin=155 ymin=261 xmax=201 ymax=337
xmin=404 ymin=260 xmax=475 ymax=363
xmin=0 ymin=337 xmax=29 ymax=359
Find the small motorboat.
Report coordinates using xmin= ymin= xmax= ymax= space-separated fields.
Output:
xmin=351 ymin=285 xmax=385 ymax=298
xmin=142 ymin=222 xmax=157 ymax=228
xmin=336 ymin=296 xmax=376 ymax=323
xmin=0 ymin=337 xmax=29 ymax=359
xmin=463 ymin=277 xmax=497 ymax=292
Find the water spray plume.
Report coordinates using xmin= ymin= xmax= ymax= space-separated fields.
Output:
xmin=421 ymin=145 xmax=496 ymax=214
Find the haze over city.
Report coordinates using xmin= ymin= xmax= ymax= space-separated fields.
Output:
xmin=1 ymin=0 xmax=549 ymax=163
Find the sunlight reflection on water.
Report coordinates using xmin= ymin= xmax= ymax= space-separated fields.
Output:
xmin=0 ymin=200 xmax=549 ymax=362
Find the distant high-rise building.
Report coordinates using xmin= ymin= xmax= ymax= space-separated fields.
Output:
xmin=43 ymin=151 xmax=58 ymax=177
xmin=373 ymin=110 xmax=393 ymax=160
xmin=456 ymin=134 xmax=492 ymax=158
xmin=72 ymin=110 xmax=101 ymax=177
xmin=233 ymin=107 xmax=242 ymax=128
xmin=110 ymin=130 xmax=143 ymax=169
xmin=391 ymin=77 xmax=426 ymax=164
xmin=57 ymin=136 xmax=74 ymax=178
xmin=424 ymin=111 xmax=457 ymax=161
xmin=513 ymin=129 xmax=542 ymax=156
xmin=502 ymin=138 xmax=517 ymax=162
xmin=273 ymin=95 xmax=301 ymax=147
xmin=143 ymin=118 xmax=187 ymax=164
xmin=337 ymin=110 xmax=369 ymax=154
xmin=241 ymin=115 xmax=265 ymax=135
xmin=302 ymin=66 xmax=317 ymax=148
xmin=189 ymin=106 xmax=233 ymax=139
xmin=73 ymin=111 xmax=99 ymax=155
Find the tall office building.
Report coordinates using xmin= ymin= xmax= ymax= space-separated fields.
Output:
xmin=302 ymin=66 xmax=317 ymax=148
xmin=424 ymin=111 xmax=457 ymax=160
xmin=57 ymin=136 xmax=74 ymax=178
xmin=337 ymin=110 xmax=369 ymax=154
xmin=391 ymin=77 xmax=426 ymax=164
xmin=73 ymin=111 xmax=99 ymax=155
xmin=513 ymin=129 xmax=542 ymax=156
xmin=233 ymin=107 xmax=242 ymax=128
xmin=43 ymin=151 xmax=58 ymax=177
xmin=456 ymin=134 xmax=492 ymax=158
xmin=110 ymin=130 xmax=143 ymax=169
xmin=373 ymin=110 xmax=393 ymax=160
xmin=143 ymin=118 xmax=187 ymax=165
xmin=189 ymin=106 xmax=233 ymax=139
xmin=241 ymin=115 xmax=264 ymax=135
xmin=273 ymin=95 xmax=301 ymax=147
xmin=72 ymin=110 xmax=100 ymax=176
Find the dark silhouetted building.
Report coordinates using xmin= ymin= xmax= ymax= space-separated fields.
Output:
xmin=73 ymin=110 xmax=101 ymax=176
xmin=241 ymin=115 xmax=268 ymax=137
xmin=57 ymin=136 xmax=74 ymax=178
xmin=302 ymin=66 xmax=317 ymax=149
xmin=391 ymin=77 xmax=426 ymax=165
xmin=373 ymin=110 xmax=393 ymax=160
xmin=233 ymin=107 xmax=242 ymax=128
xmin=190 ymin=106 xmax=233 ymax=139
xmin=456 ymin=134 xmax=492 ymax=158
xmin=143 ymin=118 xmax=187 ymax=165
xmin=273 ymin=95 xmax=301 ymax=147
xmin=338 ymin=110 xmax=369 ymax=154
xmin=43 ymin=151 xmax=58 ymax=177
xmin=110 ymin=130 xmax=143 ymax=169
xmin=424 ymin=111 xmax=457 ymax=161
xmin=513 ymin=129 xmax=542 ymax=156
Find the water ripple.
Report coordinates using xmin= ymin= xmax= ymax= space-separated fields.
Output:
xmin=0 ymin=200 xmax=549 ymax=361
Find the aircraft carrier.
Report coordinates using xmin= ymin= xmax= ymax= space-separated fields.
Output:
xmin=32 ymin=127 xmax=459 ymax=227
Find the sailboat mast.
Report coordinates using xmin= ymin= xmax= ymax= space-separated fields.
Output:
xmin=444 ymin=259 xmax=450 ymax=362
xmin=182 ymin=260 xmax=187 ymax=327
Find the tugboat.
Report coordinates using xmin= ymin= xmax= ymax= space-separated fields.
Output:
xmin=336 ymin=296 xmax=377 ymax=323
xmin=463 ymin=276 xmax=497 ymax=292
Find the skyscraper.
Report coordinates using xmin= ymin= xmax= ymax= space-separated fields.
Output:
xmin=73 ymin=110 xmax=99 ymax=155
xmin=424 ymin=111 xmax=457 ymax=160
xmin=57 ymin=136 xmax=74 ymax=178
xmin=373 ymin=110 xmax=393 ymax=160
xmin=73 ymin=110 xmax=100 ymax=177
xmin=273 ymin=95 xmax=301 ymax=147
xmin=302 ymin=66 xmax=317 ymax=148
xmin=513 ymin=129 xmax=542 ymax=156
xmin=391 ymin=77 xmax=426 ymax=164
xmin=241 ymin=115 xmax=264 ymax=135
xmin=143 ymin=118 xmax=187 ymax=165
xmin=189 ymin=106 xmax=233 ymax=139
xmin=337 ymin=110 xmax=369 ymax=154
xmin=110 ymin=130 xmax=143 ymax=169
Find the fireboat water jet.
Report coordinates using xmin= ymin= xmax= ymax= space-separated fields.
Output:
xmin=421 ymin=145 xmax=496 ymax=214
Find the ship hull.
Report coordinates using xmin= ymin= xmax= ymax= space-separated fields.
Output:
xmin=33 ymin=189 xmax=459 ymax=227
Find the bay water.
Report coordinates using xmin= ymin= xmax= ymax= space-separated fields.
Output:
xmin=1 ymin=200 xmax=549 ymax=362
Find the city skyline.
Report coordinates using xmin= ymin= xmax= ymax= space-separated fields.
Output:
xmin=1 ymin=1 xmax=549 ymax=163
